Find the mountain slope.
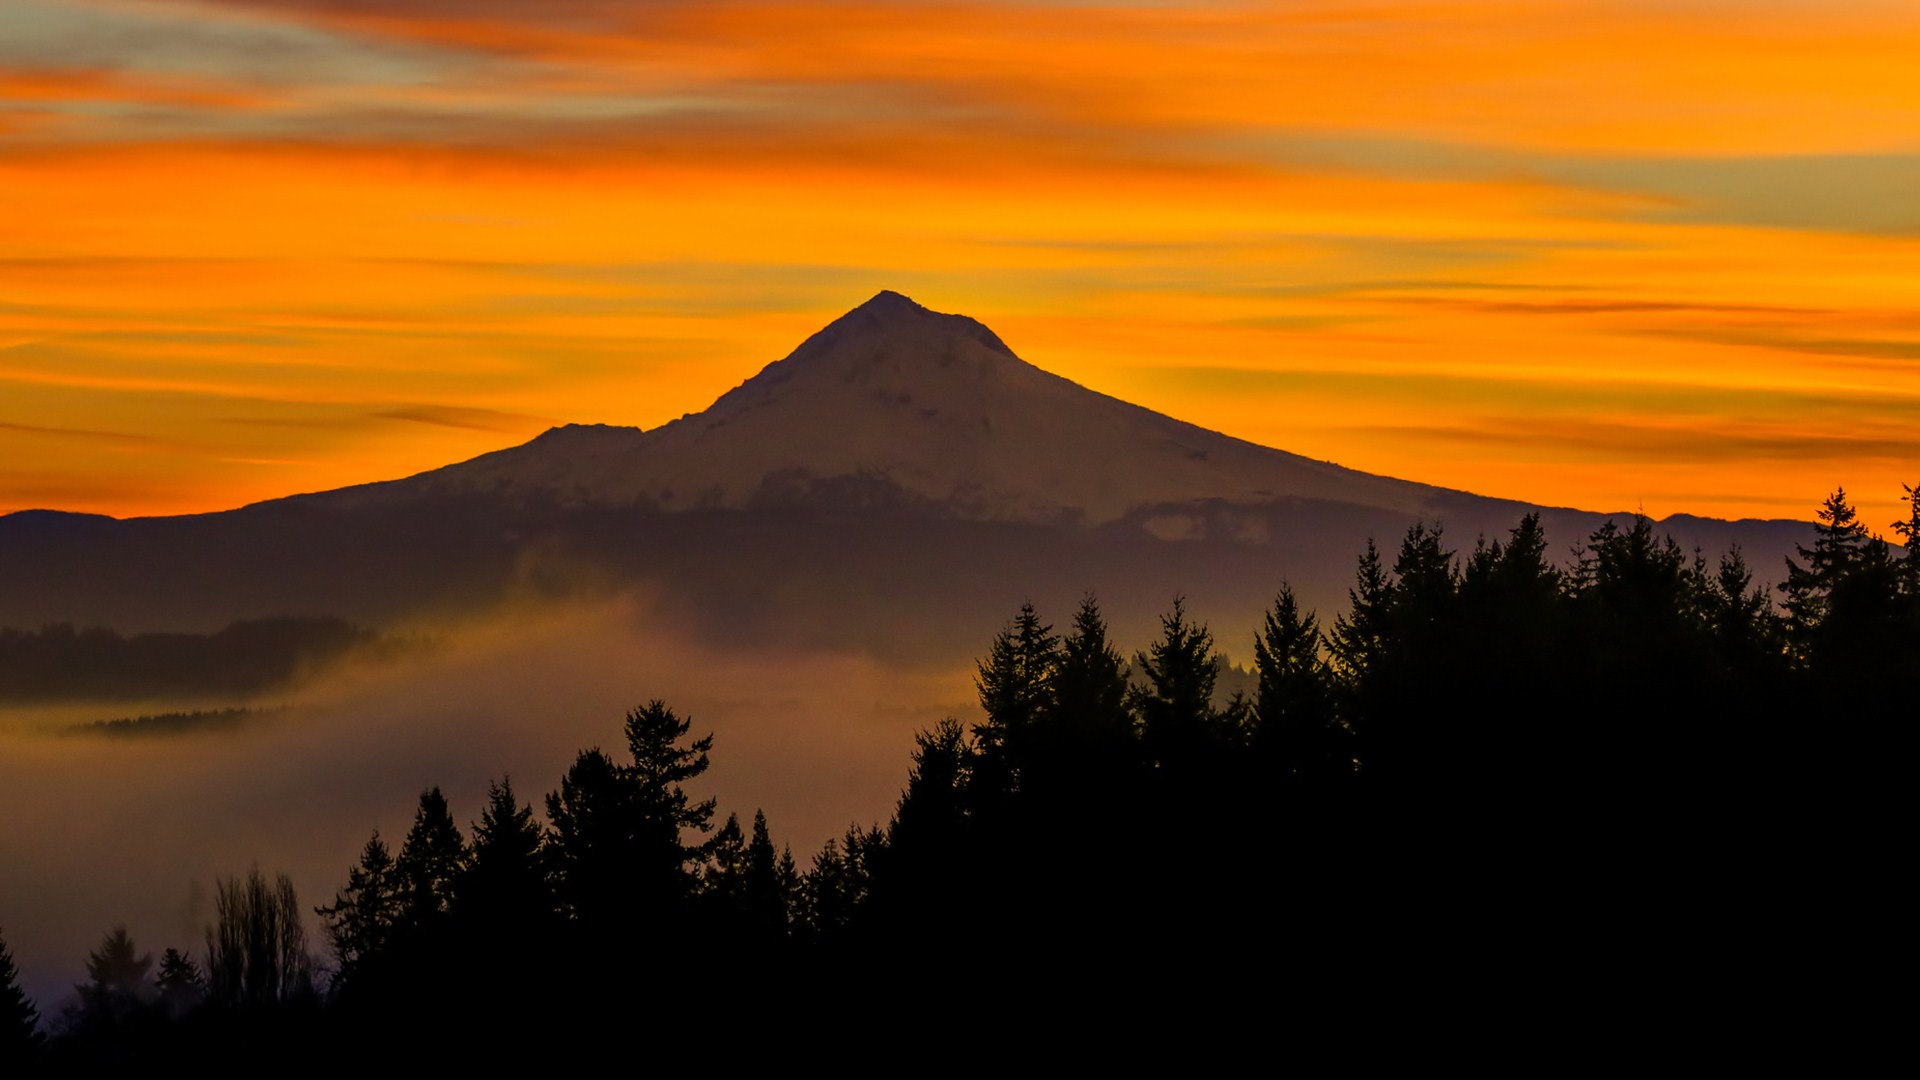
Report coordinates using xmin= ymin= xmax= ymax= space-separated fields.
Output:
xmin=325 ymin=290 xmax=1455 ymax=523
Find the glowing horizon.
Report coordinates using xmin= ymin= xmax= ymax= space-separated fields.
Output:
xmin=3 ymin=0 xmax=1918 ymax=528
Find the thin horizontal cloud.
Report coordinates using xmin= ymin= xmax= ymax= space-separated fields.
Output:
xmin=1657 ymin=328 xmax=1920 ymax=364
xmin=0 ymin=420 xmax=192 ymax=454
xmin=1348 ymin=417 xmax=1920 ymax=464
xmin=375 ymin=405 xmax=553 ymax=433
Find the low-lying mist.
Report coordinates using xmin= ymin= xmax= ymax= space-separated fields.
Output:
xmin=0 ymin=591 xmax=979 ymax=1008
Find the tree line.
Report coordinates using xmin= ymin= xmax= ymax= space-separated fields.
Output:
xmin=4 ymin=485 xmax=1914 ymax=1066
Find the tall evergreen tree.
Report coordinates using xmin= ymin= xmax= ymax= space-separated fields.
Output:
xmin=459 ymin=777 xmax=550 ymax=933
xmin=1329 ymin=539 xmax=1390 ymax=687
xmin=154 ymin=947 xmax=205 ymax=1018
xmin=73 ymin=926 xmax=152 ymax=1028
xmin=743 ymin=811 xmax=789 ymax=943
xmin=545 ymin=702 xmax=717 ymax=933
xmin=393 ymin=787 xmax=466 ymax=931
xmin=703 ymin=813 xmax=749 ymax=913
xmin=1250 ymin=585 xmax=1344 ymax=779
xmin=0 ymin=927 xmax=44 ymax=1068
xmin=973 ymin=602 xmax=1060 ymax=797
xmin=1049 ymin=594 xmax=1135 ymax=765
xmin=1782 ymin=488 xmax=1874 ymax=641
xmin=1132 ymin=597 xmax=1232 ymax=774
xmin=316 ymin=830 xmax=400 ymax=987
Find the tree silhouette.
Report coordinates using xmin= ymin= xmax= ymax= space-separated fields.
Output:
xmin=1132 ymin=597 xmax=1237 ymax=776
xmin=459 ymin=777 xmax=551 ymax=934
xmin=206 ymin=867 xmax=312 ymax=1010
xmin=1782 ymin=488 xmax=1877 ymax=640
xmin=71 ymin=925 xmax=153 ymax=1030
xmin=0 ymin=927 xmax=43 ymax=1068
xmin=316 ymin=830 xmax=400 ymax=987
xmin=1049 ymin=593 xmax=1135 ymax=774
xmin=1250 ymin=584 xmax=1344 ymax=779
xmin=743 ymin=810 xmax=789 ymax=944
xmin=973 ymin=601 xmax=1060 ymax=798
xmin=545 ymin=701 xmax=716 ymax=935
xmin=393 ymin=787 xmax=466 ymax=932
xmin=154 ymin=948 xmax=204 ymax=1018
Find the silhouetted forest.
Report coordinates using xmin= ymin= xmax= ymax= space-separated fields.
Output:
xmin=5 ymin=486 xmax=1914 ymax=1067
xmin=0 ymin=618 xmax=405 ymax=702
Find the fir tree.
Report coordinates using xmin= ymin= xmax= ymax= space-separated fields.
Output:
xmin=1329 ymin=539 xmax=1390 ymax=686
xmin=460 ymin=777 xmax=550 ymax=932
xmin=0 ymin=927 xmax=43 ymax=1068
xmin=316 ymin=830 xmax=400 ymax=986
xmin=1131 ymin=597 xmax=1231 ymax=774
xmin=393 ymin=787 xmax=466 ymax=931
xmin=154 ymin=947 xmax=205 ymax=1017
xmin=1050 ymin=594 xmax=1134 ymax=761
xmin=973 ymin=601 xmax=1060 ymax=796
xmin=1250 ymin=585 xmax=1344 ymax=778
xmin=1782 ymin=488 xmax=1874 ymax=639
xmin=743 ymin=811 xmax=788 ymax=943
xmin=545 ymin=702 xmax=716 ymax=931
xmin=73 ymin=926 xmax=152 ymax=1028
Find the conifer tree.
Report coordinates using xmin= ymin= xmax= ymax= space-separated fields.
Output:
xmin=460 ymin=777 xmax=550 ymax=932
xmin=545 ymin=702 xmax=716 ymax=931
xmin=973 ymin=602 xmax=1060 ymax=796
xmin=316 ymin=830 xmax=400 ymax=986
xmin=0 ymin=927 xmax=43 ymax=1068
xmin=394 ymin=787 xmax=466 ymax=931
xmin=703 ymin=813 xmax=748 ymax=912
xmin=1329 ymin=539 xmax=1390 ymax=686
xmin=74 ymin=926 xmax=152 ymax=1027
xmin=154 ymin=947 xmax=205 ymax=1017
xmin=1050 ymin=594 xmax=1134 ymax=760
xmin=1251 ymin=585 xmax=1344 ymax=778
xmin=1132 ymin=597 xmax=1231 ymax=773
xmin=743 ymin=811 xmax=788 ymax=942
xmin=1892 ymin=483 xmax=1920 ymax=596
xmin=1782 ymin=488 xmax=1874 ymax=640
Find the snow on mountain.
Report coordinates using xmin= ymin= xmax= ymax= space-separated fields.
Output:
xmin=352 ymin=290 xmax=1452 ymax=524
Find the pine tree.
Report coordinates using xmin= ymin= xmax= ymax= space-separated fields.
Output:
xmin=743 ymin=811 xmax=788 ymax=943
xmin=1132 ymin=597 xmax=1230 ymax=774
xmin=1050 ymin=594 xmax=1134 ymax=761
xmin=154 ymin=948 xmax=205 ymax=1017
xmin=460 ymin=777 xmax=550 ymax=933
xmin=74 ymin=925 xmax=153 ymax=1027
xmin=703 ymin=813 xmax=749 ymax=912
xmin=1892 ymin=482 xmax=1920 ymax=596
xmin=973 ymin=601 xmax=1060 ymax=796
xmin=0 ymin=927 xmax=43 ymax=1068
xmin=1329 ymin=539 xmax=1390 ymax=686
xmin=1782 ymin=488 xmax=1873 ymax=639
xmin=316 ymin=830 xmax=400 ymax=986
xmin=393 ymin=787 xmax=466 ymax=931
xmin=1251 ymin=584 xmax=1344 ymax=778
xmin=545 ymin=702 xmax=716 ymax=931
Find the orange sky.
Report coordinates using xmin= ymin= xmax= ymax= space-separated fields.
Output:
xmin=2 ymin=0 xmax=1918 ymax=527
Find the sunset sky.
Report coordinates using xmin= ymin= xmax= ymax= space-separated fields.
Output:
xmin=3 ymin=0 xmax=1918 ymax=526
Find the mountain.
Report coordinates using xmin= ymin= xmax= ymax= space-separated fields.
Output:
xmin=0 ymin=291 xmax=1814 ymax=656
xmin=318 ymin=290 xmax=1448 ymax=523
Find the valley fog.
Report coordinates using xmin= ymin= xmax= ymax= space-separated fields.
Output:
xmin=0 ymin=594 xmax=978 ymax=1007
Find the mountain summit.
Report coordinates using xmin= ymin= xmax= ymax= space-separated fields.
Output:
xmin=360 ymin=291 xmax=1447 ymax=523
